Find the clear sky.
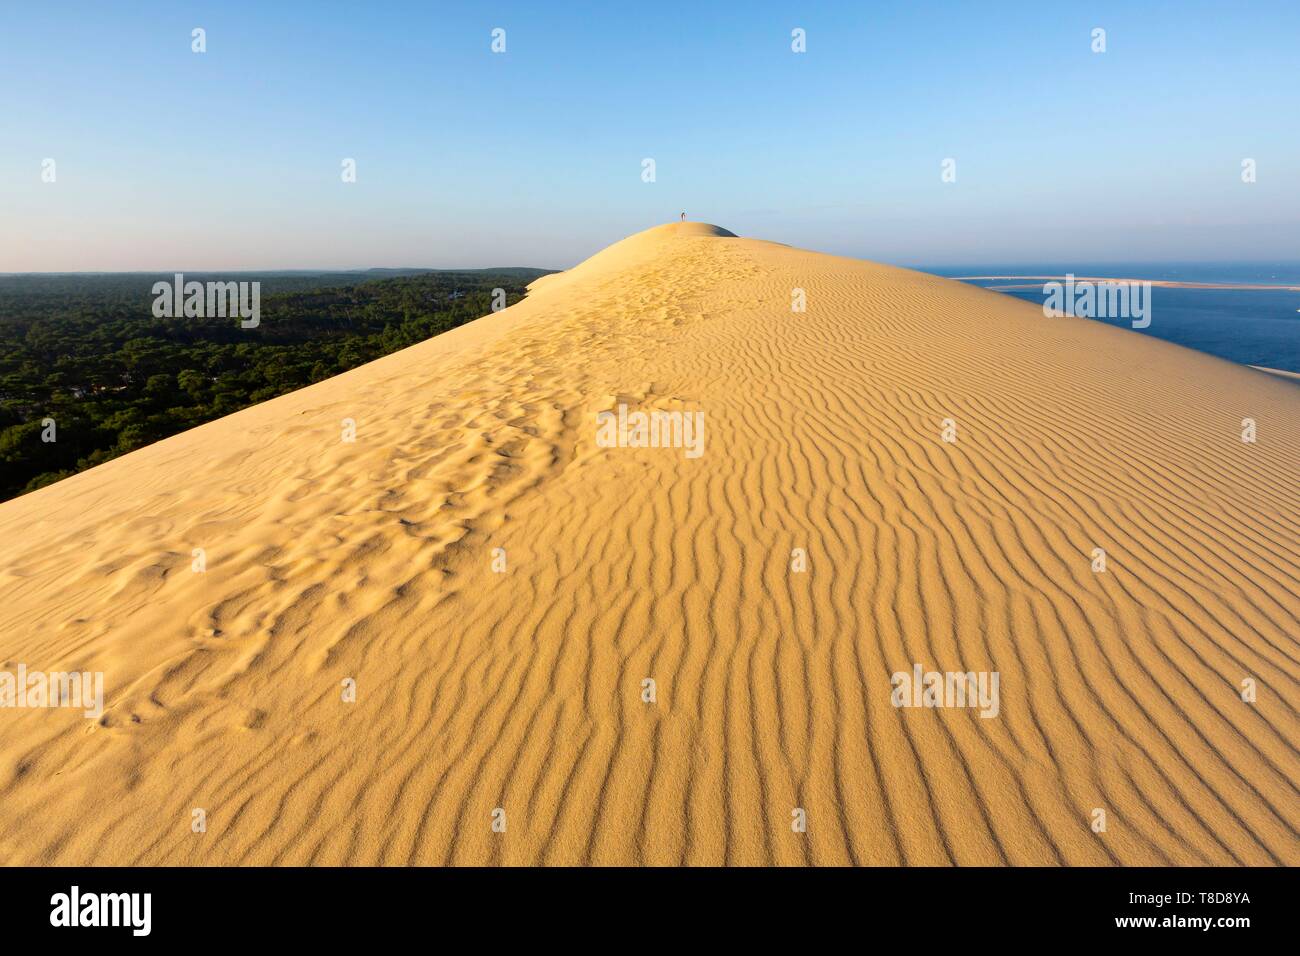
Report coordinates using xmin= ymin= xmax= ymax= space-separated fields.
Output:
xmin=3 ymin=0 xmax=1298 ymax=271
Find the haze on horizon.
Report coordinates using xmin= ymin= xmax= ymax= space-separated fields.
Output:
xmin=3 ymin=0 xmax=1299 ymax=272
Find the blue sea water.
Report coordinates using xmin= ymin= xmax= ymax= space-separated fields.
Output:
xmin=921 ymin=262 xmax=1300 ymax=374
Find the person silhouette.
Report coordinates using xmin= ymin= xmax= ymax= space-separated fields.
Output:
xmin=680 ymin=212 xmax=686 ymax=221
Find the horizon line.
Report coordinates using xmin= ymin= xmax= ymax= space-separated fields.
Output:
xmin=6 ymin=256 xmax=1300 ymax=278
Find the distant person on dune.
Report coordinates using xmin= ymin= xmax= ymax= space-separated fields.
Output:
xmin=680 ymin=212 xmax=686 ymax=221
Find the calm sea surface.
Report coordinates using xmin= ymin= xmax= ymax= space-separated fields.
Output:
xmin=921 ymin=262 xmax=1300 ymax=374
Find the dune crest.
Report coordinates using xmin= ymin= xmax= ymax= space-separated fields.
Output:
xmin=1 ymin=223 xmax=1297 ymax=866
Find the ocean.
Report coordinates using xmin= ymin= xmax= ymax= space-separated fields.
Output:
xmin=923 ymin=262 xmax=1300 ymax=375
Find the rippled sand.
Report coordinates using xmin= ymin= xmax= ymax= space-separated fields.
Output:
xmin=1 ymin=222 xmax=1296 ymax=865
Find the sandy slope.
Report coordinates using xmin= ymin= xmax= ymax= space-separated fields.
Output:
xmin=0 ymin=222 xmax=1296 ymax=866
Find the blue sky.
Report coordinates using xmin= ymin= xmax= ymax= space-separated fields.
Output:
xmin=3 ymin=0 xmax=1298 ymax=271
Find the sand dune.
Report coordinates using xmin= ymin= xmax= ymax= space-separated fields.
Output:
xmin=1 ymin=222 xmax=1297 ymax=866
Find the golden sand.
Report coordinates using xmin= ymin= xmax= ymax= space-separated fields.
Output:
xmin=1 ymin=223 xmax=1296 ymax=865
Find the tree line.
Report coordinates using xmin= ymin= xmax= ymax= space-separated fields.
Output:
xmin=0 ymin=268 xmax=550 ymax=500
